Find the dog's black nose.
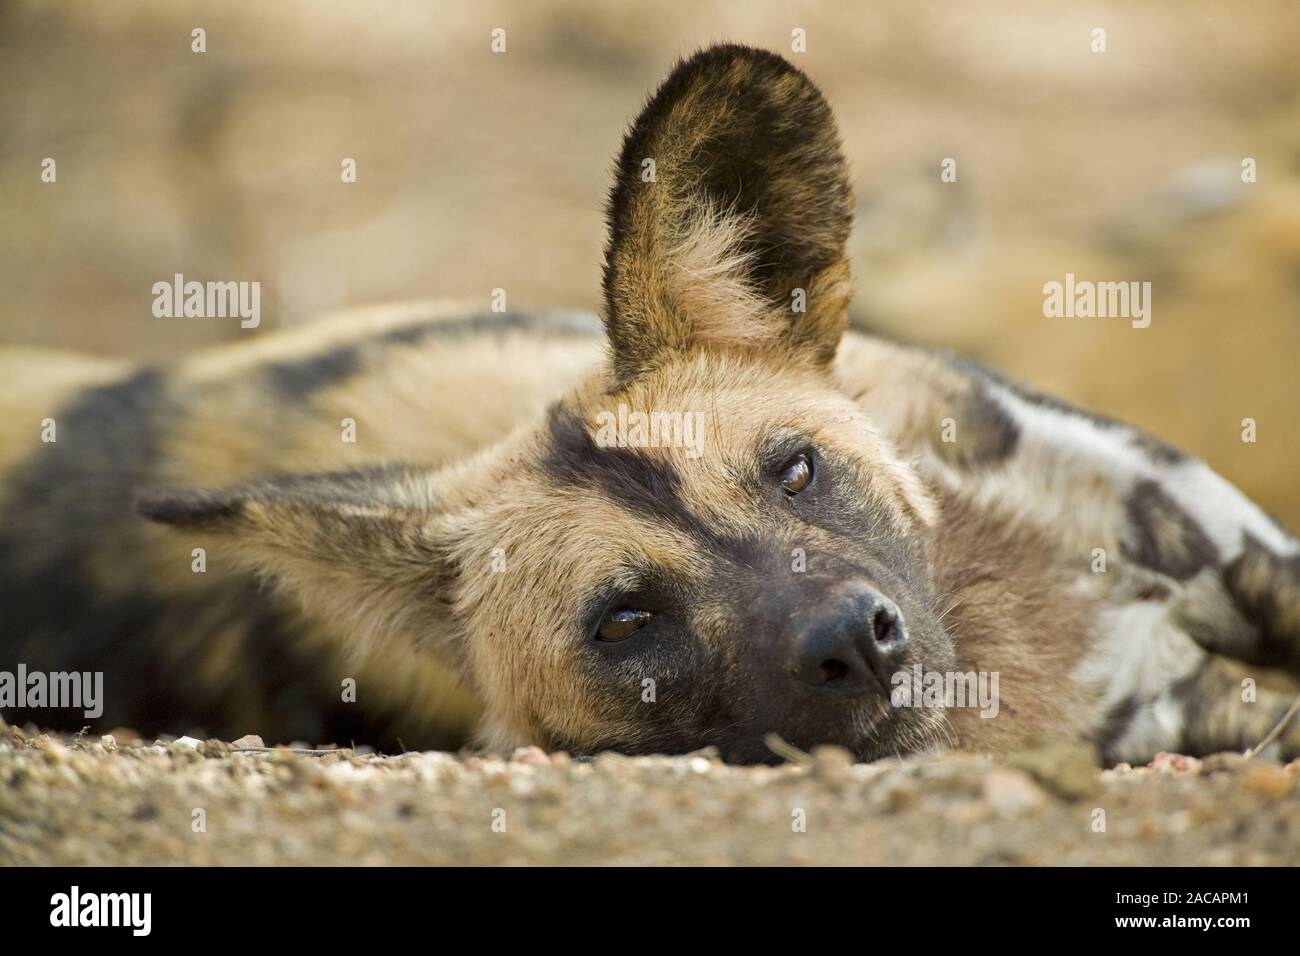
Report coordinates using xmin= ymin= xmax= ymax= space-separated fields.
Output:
xmin=795 ymin=583 xmax=907 ymax=696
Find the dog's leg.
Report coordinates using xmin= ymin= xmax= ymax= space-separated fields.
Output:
xmin=840 ymin=335 xmax=1300 ymax=759
xmin=945 ymin=356 xmax=1300 ymax=676
xmin=1168 ymin=655 xmax=1300 ymax=762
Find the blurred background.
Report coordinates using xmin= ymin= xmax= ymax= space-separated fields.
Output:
xmin=2 ymin=0 xmax=1298 ymax=525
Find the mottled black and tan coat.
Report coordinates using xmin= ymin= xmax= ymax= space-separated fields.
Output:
xmin=2 ymin=45 xmax=1298 ymax=763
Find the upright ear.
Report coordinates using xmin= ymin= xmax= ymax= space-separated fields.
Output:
xmin=602 ymin=44 xmax=853 ymax=385
xmin=138 ymin=465 xmax=472 ymax=677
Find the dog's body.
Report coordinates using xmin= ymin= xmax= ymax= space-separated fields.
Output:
xmin=0 ymin=305 xmax=603 ymax=749
xmin=3 ymin=45 xmax=1298 ymax=762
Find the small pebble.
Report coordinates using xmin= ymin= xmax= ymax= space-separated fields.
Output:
xmin=231 ymin=734 xmax=266 ymax=750
xmin=1148 ymin=751 xmax=1201 ymax=773
xmin=36 ymin=734 xmax=70 ymax=763
xmin=1199 ymin=751 xmax=1246 ymax=774
xmin=982 ymin=768 xmax=1046 ymax=816
xmin=1007 ymin=735 xmax=1100 ymax=799
xmin=511 ymin=745 xmax=549 ymax=766
xmin=811 ymin=745 xmax=853 ymax=784
xmin=1240 ymin=762 xmax=1293 ymax=799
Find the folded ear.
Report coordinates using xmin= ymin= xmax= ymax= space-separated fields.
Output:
xmin=138 ymin=465 xmax=472 ymax=677
xmin=602 ymin=44 xmax=854 ymax=385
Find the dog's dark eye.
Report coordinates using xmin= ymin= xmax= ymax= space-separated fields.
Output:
xmin=778 ymin=453 xmax=813 ymax=495
xmin=597 ymin=608 xmax=653 ymax=642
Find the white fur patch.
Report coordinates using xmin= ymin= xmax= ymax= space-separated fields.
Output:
xmin=952 ymin=378 xmax=1295 ymax=568
xmin=1072 ymin=600 xmax=1205 ymax=759
xmin=1162 ymin=459 xmax=1298 ymax=560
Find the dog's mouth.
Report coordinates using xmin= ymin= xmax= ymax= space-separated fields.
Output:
xmin=555 ymin=704 xmax=949 ymax=766
xmin=701 ymin=692 xmax=951 ymax=766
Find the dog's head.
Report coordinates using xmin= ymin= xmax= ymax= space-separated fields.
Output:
xmin=143 ymin=45 xmax=956 ymax=762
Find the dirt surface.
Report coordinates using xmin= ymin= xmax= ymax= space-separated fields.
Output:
xmin=3 ymin=723 xmax=1297 ymax=866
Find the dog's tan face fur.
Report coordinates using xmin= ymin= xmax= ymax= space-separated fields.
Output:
xmin=456 ymin=351 xmax=954 ymax=761
xmin=141 ymin=46 xmax=968 ymax=761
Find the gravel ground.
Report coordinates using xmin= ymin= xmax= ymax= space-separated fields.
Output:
xmin=2 ymin=722 xmax=1297 ymax=866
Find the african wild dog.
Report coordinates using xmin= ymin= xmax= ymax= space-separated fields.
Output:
xmin=2 ymin=45 xmax=1298 ymax=764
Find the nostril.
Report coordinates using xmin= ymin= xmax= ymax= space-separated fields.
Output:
xmin=795 ymin=588 xmax=905 ymax=695
xmin=818 ymin=658 xmax=849 ymax=684
xmin=871 ymin=603 xmax=900 ymax=645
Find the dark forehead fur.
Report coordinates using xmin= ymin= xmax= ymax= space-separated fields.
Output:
xmin=542 ymin=405 xmax=697 ymax=533
xmin=540 ymin=404 xmax=921 ymax=580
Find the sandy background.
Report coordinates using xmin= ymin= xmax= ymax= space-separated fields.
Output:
xmin=1 ymin=0 xmax=1298 ymax=526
